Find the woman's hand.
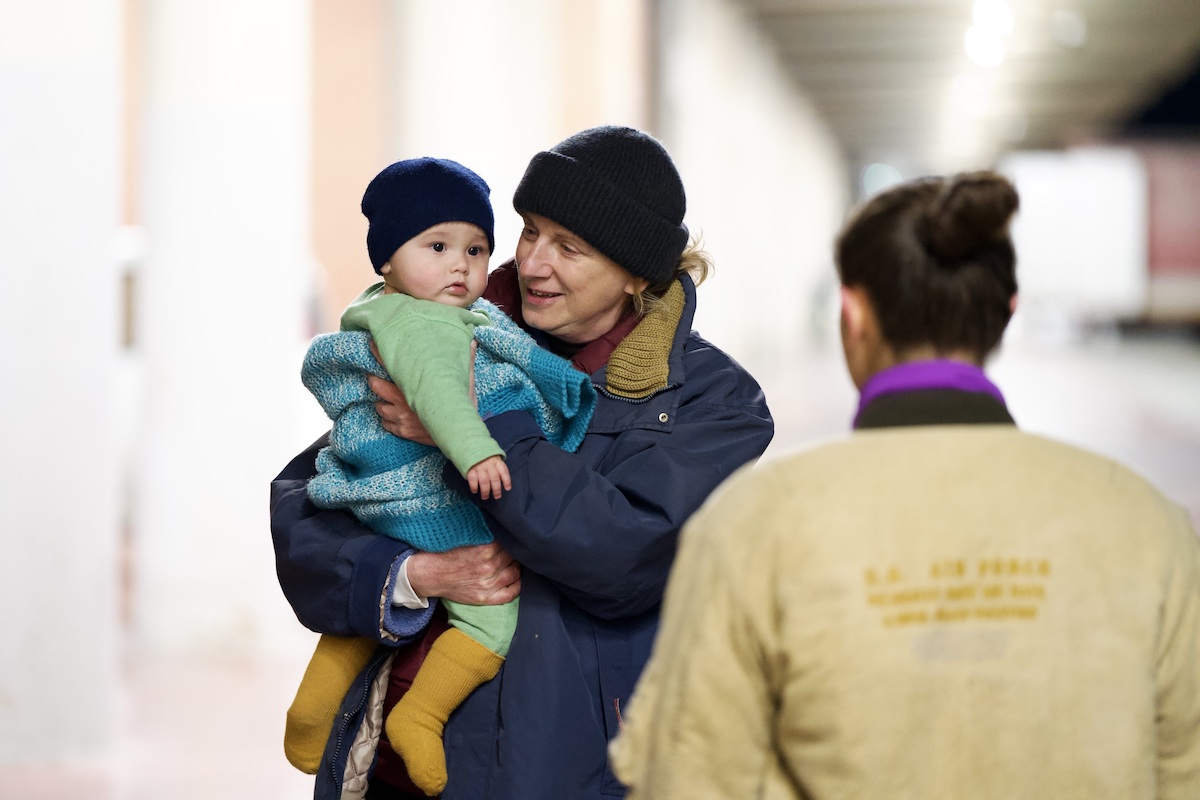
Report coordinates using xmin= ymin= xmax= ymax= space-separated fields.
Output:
xmin=366 ymin=373 xmax=435 ymax=445
xmin=368 ymin=339 xmax=477 ymax=445
xmin=407 ymin=542 xmax=521 ymax=605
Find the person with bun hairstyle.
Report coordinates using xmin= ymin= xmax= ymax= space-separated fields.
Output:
xmin=611 ymin=171 xmax=1200 ymax=799
xmin=269 ymin=126 xmax=775 ymax=799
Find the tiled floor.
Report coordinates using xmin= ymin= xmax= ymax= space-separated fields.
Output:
xmin=3 ymin=650 xmax=317 ymax=800
xmin=5 ymin=326 xmax=1198 ymax=799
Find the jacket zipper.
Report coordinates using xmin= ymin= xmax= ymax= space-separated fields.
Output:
xmin=332 ymin=648 xmax=391 ymax=796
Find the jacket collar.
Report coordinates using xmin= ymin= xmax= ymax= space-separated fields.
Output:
xmin=604 ymin=279 xmax=688 ymax=399
xmin=854 ymin=360 xmax=1015 ymax=430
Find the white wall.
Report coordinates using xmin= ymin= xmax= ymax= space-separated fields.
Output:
xmin=384 ymin=0 xmax=654 ymax=269
xmin=656 ymin=0 xmax=851 ymax=376
xmin=130 ymin=0 xmax=316 ymax=656
xmin=0 ymin=0 xmax=122 ymax=760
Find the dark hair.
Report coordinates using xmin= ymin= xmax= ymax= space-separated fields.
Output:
xmin=836 ymin=171 xmax=1019 ymax=361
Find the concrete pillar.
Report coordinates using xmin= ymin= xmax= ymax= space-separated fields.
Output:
xmin=657 ymin=0 xmax=849 ymax=368
xmin=383 ymin=0 xmax=653 ymax=270
xmin=132 ymin=0 xmax=316 ymax=655
xmin=310 ymin=0 xmax=390 ymax=331
xmin=0 ymin=0 xmax=123 ymax=759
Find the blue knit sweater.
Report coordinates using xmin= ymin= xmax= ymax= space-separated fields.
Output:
xmin=302 ymin=298 xmax=596 ymax=553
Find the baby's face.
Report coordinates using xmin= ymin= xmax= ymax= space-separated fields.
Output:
xmin=380 ymin=221 xmax=490 ymax=307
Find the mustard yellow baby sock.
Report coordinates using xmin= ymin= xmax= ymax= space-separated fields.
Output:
xmin=285 ymin=634 xmax=380 ymax=774
xmin=385 ymin=628 xmax=504 ymax=796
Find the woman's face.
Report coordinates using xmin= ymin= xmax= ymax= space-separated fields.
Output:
xmin=514 ymin=213 xmax=648 ymax=344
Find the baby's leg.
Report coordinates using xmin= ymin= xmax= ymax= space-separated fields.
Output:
xmin=285 ymin=634 xmax=380 ymax=774
xmin=385 ymin=600 xmax=516 ymax=795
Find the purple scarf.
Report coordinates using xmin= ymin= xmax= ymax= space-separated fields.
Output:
xmin=854 ymin=360 xmax=1005 ymax=428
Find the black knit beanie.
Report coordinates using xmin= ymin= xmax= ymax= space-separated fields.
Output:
xmin=362 ymin=157 xmax=495 ymax=274
xmin=512 ymin=126 xmax=688 ymax=286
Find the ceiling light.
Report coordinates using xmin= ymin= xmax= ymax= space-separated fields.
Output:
xmin=965 ymin=26 xmax=1006 ymax=67
xmin=973 ymin=0 xmax=1014 ymax=37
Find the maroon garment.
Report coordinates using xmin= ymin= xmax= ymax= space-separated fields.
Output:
xmin=481 ymin=260 xmax=523 ymax=317
xmin=571 ymin=312 xmax=640 ymax=376
xmin=372 ymin=604 xmax=452 ymax=795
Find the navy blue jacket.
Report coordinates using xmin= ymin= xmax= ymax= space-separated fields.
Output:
xmin=270 ymin=271 xmax=774 ymax=798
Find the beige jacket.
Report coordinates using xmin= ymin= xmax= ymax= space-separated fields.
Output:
xmin=612 ymin=425 xmax=1200 ymax=799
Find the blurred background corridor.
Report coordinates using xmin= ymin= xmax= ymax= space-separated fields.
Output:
xmin=1 ymin=1 xmax=1198 ymax=797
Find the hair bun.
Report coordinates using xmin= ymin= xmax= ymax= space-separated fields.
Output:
xmin=921 ymin=171 xmax=1019 ymax=263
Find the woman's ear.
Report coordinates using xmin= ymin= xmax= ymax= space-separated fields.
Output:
xmin=1009 ymin=293 xmax=1018 ymax=315
xmin=624 ymin=276 xmax=650 ymax=297
xmin=839 ymin=284 xmax=888 ymax=390
xmin=840 ymin=285 xmax=869 ymax=343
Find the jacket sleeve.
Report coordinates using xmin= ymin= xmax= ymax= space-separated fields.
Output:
xmin=269 ymin=435 xmax=436 ymax=642
xmin=609 ymin=465 xmax=779 ymax=799
xmin=447 ymin=344 xmax=775 ymax=621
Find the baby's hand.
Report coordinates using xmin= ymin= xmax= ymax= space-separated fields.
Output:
xmin=467 ymin=455 xmax=512 ymax=500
